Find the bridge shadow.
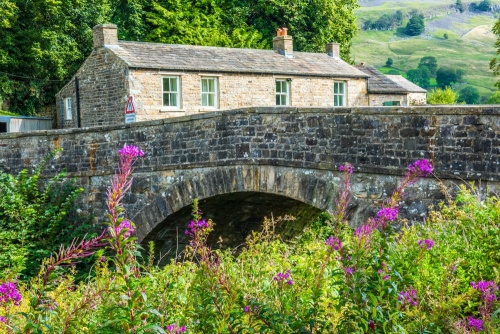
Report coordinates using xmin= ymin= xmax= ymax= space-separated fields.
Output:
xmin=140 ymin=191 xmax=322 ymax=266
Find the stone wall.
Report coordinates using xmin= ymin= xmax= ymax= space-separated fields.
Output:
xmin=56 ymin=48 xmax=129 ymax=128
xmin=130 ymin=70 xmax=368 ymax=121
xmin=1 ymin=106 xmax=499 ymax=242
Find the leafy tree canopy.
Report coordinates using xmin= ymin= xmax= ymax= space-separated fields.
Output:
xmin=386 ymin=58 xmax=393 ymax=67
xmin=458 ymin=86 xmax=480 ymax=104
xmin=405 ymin=12 xmax=425 ymax=36
xmin=407 ymin=67 xmax=430 ymax=88
xmin=486 ymin=90 xmax=500 ymax=103
xmin=427 ymin=87 xmax=458 ymax=104
xmin=418 ymin=56 xmax=438 ymax=77
xmin=436 ymin=67 xmax=459 ymax=88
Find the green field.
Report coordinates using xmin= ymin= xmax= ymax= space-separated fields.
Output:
xmin=352 ymin=1 xmax=500 ymax=100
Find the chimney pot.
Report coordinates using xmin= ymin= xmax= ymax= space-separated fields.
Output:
xmin=273 ymin=27 xmax=293 ymax=57
xmin=92 ymin=24 xmax=118 ymax=49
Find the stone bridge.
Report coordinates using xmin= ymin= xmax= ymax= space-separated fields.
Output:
xmin=1 ymin=106 xmax=499 ymax=260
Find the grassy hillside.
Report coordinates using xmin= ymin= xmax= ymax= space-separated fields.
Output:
xmin=352 ymin=0 xmax=500 ymax=100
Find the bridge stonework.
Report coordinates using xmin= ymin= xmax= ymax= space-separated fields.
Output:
xmin=1 ymin=106 xmax=499 ymax=252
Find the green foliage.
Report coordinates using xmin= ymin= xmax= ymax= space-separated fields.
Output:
xmin=405 ymin=12 xmax=425 ymax=36
xmin=386 ymin=57 xmax=393 ymax=67
xmin=436 ymin=66 xmax=459 ymax=88
xmin=407 ymin=66 xmax=431 ymax=88
xmin=0 ymin=150 xmax=84 ymax=279
xmin=427 ymin=87 xmax=459 ymax=104
xmin=474 ymin=0 xmax=492 ymax=12
xmin=419 ymin=56 xmax=438 ymax=77
xmin=363 ymin=10 xmax=403 ymax=31
xmin=1 ymin=155 xmax=500 ymax=332
xmin=0 ymin=0 xmax=112 ymax=115
xmin=456 ymin=0 xmax=465 ymax=13
xmin=458 ymin=86 xmax=480 ymax=104
xmin=444 ymin=33 xmax=448 ymax=39
xmin=486 ymin=90 xmax=500 ymax=103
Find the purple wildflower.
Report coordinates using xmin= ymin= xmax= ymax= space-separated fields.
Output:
xmin=339 ymin=163 xmax=353 ymax=174
xmin=0 ymin=282 xmax=22 ymax=306
xmin=383 ymin=275 xmax=390 ymax=281
xmin=377 ymin=207 xmax=399 ymax=221
xmin=471 ymin=281 xmax=499 ymax=303
xmin=418 ymin=239 xmax=435 ymax=250
xmin=273 ymin=270 xmax=293 ymax=285
xmin=118 ymin=145 xmax=144 ymax=158
xmin=185 ymin=219 xmax=210 ymax=237
xmin=408 ymin=159 xmax=433 ymax=177
xmin=345 ymin=267 xmax=354 ymax=275
xmin=116 ymin=220 xmax=134 ymax=238
xmin=354 ymin=224 xmax=373 ymax=238
xmin=100 ymin=256 xmax=106 ymax=262
xmin=244 ymin=305 xmax=250 ymax=313
xmin=468 ymin=317 xmax=483 ymax=332
xmin=398 ymin=288 xmax=417 ymax=307
xmin=325 ymin=236 xmax=342 ymax=250
xmin=0 ymin=316 xmax=5 ymax=323
xmin=166 ymin=324 xmax=186 ymax=334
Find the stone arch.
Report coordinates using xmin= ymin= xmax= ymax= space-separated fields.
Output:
xmin=132 ymin=164 xmax=341 ymax=244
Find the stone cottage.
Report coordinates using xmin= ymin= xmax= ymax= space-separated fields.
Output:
xmin=55 ymin=24 xmax=426 ymax=128
xmin=355 ymin=65 xmax=427 ymax=106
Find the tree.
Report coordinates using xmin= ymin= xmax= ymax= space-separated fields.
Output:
xmin=427 ymin=87 xmax=458 ymax=104
xmin=386 ymin=58 xmax=393 ymax=67
xmin=407 ymin=67 xmax=430 ymax=88
xmin=458 ymin=86 xmax=480 ymax=104
xmin=0 ymin=0 xmax=113 ymax=115
xmin=486 ymin=91 xmax=500 ymax=103
xmin=223 ymin=0 xmax=360 ymax=60
xmin=477 ymin=0 xmax=491 ymax=11
xmin=444 ymin=33 xmax=448 ymax=39
xmin=436 ymin=67 xmax=458 ymax=88
xmin=418 ymin=56 xmax=438 ymax=77
xmin=456 ymin=0 xmax=465 ymax=12
xmin=405 ymin=13 xmax=425 ymax=36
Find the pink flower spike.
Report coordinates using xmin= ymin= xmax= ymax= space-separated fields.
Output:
xmin=377 ymin=207 xmax=399 ymax=221
xmin=118 ymin=144 xmax=144 ymax=158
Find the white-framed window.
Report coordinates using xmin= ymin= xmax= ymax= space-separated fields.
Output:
xmin=334 ymin=81 xmax=346 ymax=107
xmin=276 ymin=79 xmax=290 ymax=106
xmin=162 ymin=76 xmax=180 ymax=108
xmin=201 ymin=77 xmax=218 ymax=108
xmin=64 ymin=97 xmax=72 ymax=120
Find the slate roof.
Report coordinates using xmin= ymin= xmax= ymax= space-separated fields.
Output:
xmin=355 ymin=65 xmax=409 ymax=94
xmin=386 ymin=75 xmax=427 ymax=93
xmin=107 ymin=41 xmax=369 ymax=78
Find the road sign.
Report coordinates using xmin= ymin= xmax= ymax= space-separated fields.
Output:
xmin=125 ymin=95 xmax=136 ymax=123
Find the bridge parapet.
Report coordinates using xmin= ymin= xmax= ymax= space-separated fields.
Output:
xmin=1 ymin=106 xmax=499 ymax=244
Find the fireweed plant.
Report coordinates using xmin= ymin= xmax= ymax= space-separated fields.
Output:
xmin=0 ymin=152 xmax=499 ymax=333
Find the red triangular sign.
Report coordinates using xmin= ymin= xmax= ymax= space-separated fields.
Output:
xmin=125 ymin=96 xmax=135 ymax=114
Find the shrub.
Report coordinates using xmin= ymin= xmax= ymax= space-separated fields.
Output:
xmin=428 ymin=87 xmax=459 ymax=104
xmin=0 ymin=149 xmax=85 ymax=279
xmin=0 ymin=149 xmax=498 ymax=333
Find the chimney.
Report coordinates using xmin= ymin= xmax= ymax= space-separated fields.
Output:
xmin=273 ymin=27 xmax=293 ymax=57
xmin=326 ymin=42 xmax=340 ymax=58
xmin=92 ymin=24 xmax=118 ymax=49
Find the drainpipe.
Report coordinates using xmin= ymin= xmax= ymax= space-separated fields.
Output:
xmin=75 ymin=77 xmax=82 ymax=128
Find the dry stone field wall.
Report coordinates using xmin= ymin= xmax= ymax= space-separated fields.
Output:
xmin=0 ymin=106 xmax=499 ymax=245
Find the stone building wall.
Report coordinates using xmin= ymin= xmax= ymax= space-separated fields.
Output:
xmin=56 ymin=48 xmax=129 ymax=128
xmin=408 ymin=92 xmax=427 ymax=105
xmin=130 ymin=70 xmax=368 ymax=122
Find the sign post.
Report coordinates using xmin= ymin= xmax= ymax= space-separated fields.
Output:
xmin=125 ymin=95 xmax=136 ymax=123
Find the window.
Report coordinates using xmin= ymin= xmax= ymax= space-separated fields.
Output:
xmin=276 ymin=79 xmax=290 ymax=106
xmin=0 ymin=122 xmax=6 ymax=133
xmin=201 ymin=77 xmax=218 ymax=108
xmin=162 ymin=76 xmax=180 ymax=108
xmin=65 ymin=97 xmax=72 ymax=120
xmin=334 ymin=81 xmax=346 ymax=107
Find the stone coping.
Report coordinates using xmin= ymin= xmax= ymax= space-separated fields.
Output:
xmin=1 ymin=105 xmax=500 ymax=139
